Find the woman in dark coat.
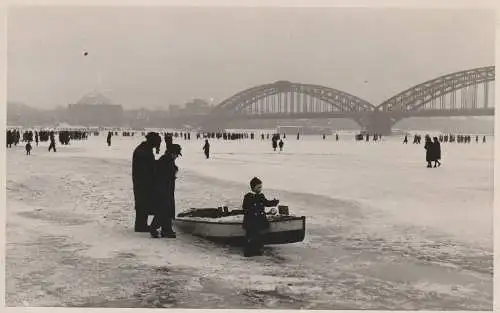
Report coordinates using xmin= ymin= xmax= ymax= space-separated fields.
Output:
xmin=150 ymin=144 xmax=182 ymax=238
xmin=432 ymin=137 xmax=441 ymax=167
xmin=424 ymin=135 xmax=433 ymax=168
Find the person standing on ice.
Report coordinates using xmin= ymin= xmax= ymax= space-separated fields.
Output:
xmin=203 ymin=139 xmax=210 ymax=159
xmin=35 ymin=131 xmax=39 ymax=146
xmin=403 ymin=135 xmax=408 ymax=144
xmin=25 ymin=141 xmax=32 ymax=155
xmin=279 ymin=139 xmax=284 ymax=152
xmin=107 ymin=131 xmax=112 ymax=147
xmin=150 ymin=143 xmax=182 ymax=238
xmin=272 ymin=137 xmax=278 ymax=151
xmin=242 ymin=177 xmax=279 ymax=257
xmin=483 ymin=135 xmax=486 ymax=143
xmin=424 ymin=135 xmax=433 ymax=168
xmin=432 ymin=137 xmax=441 ymax=168
xmin=132 ymin=132 xmax=161 ymax=232
xmin=165 ymin=133 xmax=173 ymax=152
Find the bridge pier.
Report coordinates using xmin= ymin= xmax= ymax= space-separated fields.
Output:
xmin=360 ymin=113 xmax=394 ymax=135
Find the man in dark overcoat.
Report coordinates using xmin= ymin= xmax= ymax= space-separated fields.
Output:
xmin=132 ymin=132 xmax=161 ymax=232
xmin=150 ymin=144 xmax=182 ymax=238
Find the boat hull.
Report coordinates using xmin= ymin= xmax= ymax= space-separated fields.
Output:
xmin=175 ymin=215 xmax=306 ymax=246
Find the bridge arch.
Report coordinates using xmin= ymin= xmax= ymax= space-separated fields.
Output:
xmin=376 ymin=66 xmax=495 ymax=114
xmin=200 ymin=67 xmax=494 ymax=134
xmin=209 ymin=81 xmax=376 ymax=117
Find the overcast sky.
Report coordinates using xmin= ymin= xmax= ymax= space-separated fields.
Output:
xmin=7 ymin=7 xmax=495 ymax=110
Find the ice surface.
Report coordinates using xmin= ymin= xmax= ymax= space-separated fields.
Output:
xmin=5 ymin=131 xmax=493 ymax=309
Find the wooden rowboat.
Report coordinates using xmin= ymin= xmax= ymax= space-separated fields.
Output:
xmin=175 ymin=206 xmax=306 ymax=246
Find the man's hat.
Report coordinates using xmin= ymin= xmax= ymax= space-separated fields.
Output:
xmin=169 ymin=144 xmax=182 ymax=156
xmin=145 ymin=132 xmax=159 ymax=140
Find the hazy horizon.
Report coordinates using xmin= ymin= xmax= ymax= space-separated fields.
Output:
xmin=7 ymin=7 xmax=495 ymax=110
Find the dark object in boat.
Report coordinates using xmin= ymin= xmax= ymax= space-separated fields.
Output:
xmin=278 ymin=205 xmax=289 ymax=216
xmin=177 ymin=207 xmax=245 ymax=218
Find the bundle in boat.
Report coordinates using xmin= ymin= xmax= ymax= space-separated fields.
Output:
xmin=175 ymin=206 xmax=305 ymax=246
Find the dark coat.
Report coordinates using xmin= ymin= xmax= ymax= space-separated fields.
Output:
xmin=242 ymin=192 xmax=279 ymax=231
xmin=132 ymin=141 xmax=156 ymax=213
xmin=433 ymin=141 xmax=441 ymax=160
xmin=155 ymin=154 xmax=178 ymax=219
xmin=424 ymin=139 xmax=433 ymax=162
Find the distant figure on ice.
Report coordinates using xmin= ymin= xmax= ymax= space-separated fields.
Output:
xmin=272 ymin=138 xmax=278 ymax=151
xmin=165 ymin=133 xmax=173 ymax=151
xmin=48 ymin=132 xmax=56 ymax=152
xmin=35 ymin=131 xmax=39 ymax=146
xmin=403 ymin=135 xmax=408 ymax=144
xmin=150 ymin=144 xmax=182 ymax=239
xmin=107 ymin=131 xmax=112 ymax=147
xmin=6 ymin=130 xmax=13 ymax=148
xmin=203 ymin=139 xmax=210 ymax=159
xmin=279 ymin=139 xmax=284 ymax=152
xmin=25 ymin=142 xmax=32 ymax=155
xmin=242 ymin=177 xmax=279 ymax=257
xmin=322 ymin=134 xmax=326 ymax=140
xmin=432 ymin=137 xmax=441 ymax=168
xmin=336 ymin=133 xmax=339 ymax=141
xmin=424 ymin=135 xmax=433 ymax=168
xmin=132 ymin=132 xmax=161 ymax=233
xmin=297 ymin=132 xmax=300 ymax=140
xmin=483 ymin=136 xmax=486 ymax=143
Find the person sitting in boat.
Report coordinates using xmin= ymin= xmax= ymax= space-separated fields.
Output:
xmin=242 ymin=177 xmax=279 ymax=257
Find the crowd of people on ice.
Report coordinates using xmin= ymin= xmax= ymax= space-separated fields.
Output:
xmin=403 ymin=133 xmax=486 ymax=144
xmin=6 ymin=129 xmax=90 ymax=154
xmin=6 ymin=126 xmax=493 ymax=255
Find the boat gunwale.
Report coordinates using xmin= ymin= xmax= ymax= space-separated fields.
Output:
xmin=175 ymin=215 xmax=306 ymax=225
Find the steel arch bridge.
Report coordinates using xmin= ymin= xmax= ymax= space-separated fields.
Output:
xmin=376 ymin=66 xmax=494 ymax=118
xmin=207 ymin=80 xmax=376 ymax=118
xmin=202 ymin=66 xmax=495 ymax=134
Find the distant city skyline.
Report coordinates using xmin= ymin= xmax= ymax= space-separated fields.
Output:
xmin=7 ymin=7 xmax=495 ymax=110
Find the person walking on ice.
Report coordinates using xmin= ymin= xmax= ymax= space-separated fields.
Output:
xmin=203 ymin=139 xmax=210 ymax=159
xmin=25 ymin=141 xmax=32 ymax=155
xmin=432 ymin=137 xmax=441 ymax=168
xmin=48 ymin=131 xmax=56 ymax=152
xmin=279 ymin=139 xmax=284 ymax=152
xmin=107 ymin=131 xmax=112 ymax=147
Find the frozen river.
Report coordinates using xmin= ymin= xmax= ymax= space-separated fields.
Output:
xmin=5 ymin=133 xmax=493 ymax=309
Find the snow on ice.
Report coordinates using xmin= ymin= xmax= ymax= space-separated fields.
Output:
xmin=5 ymin=132 xmax=493 ymax=309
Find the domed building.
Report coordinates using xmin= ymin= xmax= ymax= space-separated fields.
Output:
xmin=67 ymin=91 xmax=124 ymax=127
